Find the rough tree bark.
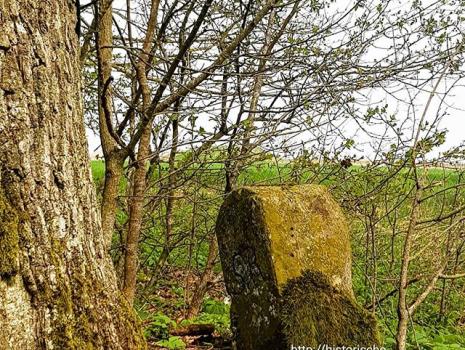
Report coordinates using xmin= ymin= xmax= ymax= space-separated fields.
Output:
xmin=0 ymin=1 xmax=146 ymax=348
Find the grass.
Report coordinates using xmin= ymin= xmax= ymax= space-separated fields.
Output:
xmin=91 ymin=160 xmax=105 ymax=183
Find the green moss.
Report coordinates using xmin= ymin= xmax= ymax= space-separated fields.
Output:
xmin=243 ymin=185 xmax=352 ymax=296
xmin=42 ymin=238 xmax=146 ymax=349
xmin=47 ymin=272 xmax=146 ymax=349
xmin=0 ymin=188 xmax=20 ymax=279
xmin=280 ymin=271 xmax=380 ymax=347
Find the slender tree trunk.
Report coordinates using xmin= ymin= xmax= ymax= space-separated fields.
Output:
xmin=395 ymin=187 xmax=421 ymax=350
xmin=100 ymin=152 xmax=125 ymax=248
xmin=155 ymin=114 xmax=180 ymax=275
xmin=187 ymin=238 xmax=219 ymax=319
xmin=121 ymin=0 xmax=160 ymax=305
xmin=165 ymin=117 xmax=179 ymax=255
xmin=395 ymin=62 xmax=449 ymax=350
xmin=122 ymin=126 xmax=151 ymax=304
xmin=96 ymin=0 xmax=127 ymax=248
xmin=396 ymin=315 xmax=409 ymax=350
xmin=0 ymin=1 xmax=145 ymax=348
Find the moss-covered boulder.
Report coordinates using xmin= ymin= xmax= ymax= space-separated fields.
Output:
xmin=281 ymin=271 xmax=379 ymax=347
xmin=215 ymin=185 xmax=379 ymax=350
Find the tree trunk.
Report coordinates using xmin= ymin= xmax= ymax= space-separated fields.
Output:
xmin=395 ymin=315 xmax=408 ymax=350
xmin=122 ymin=126 xmax=151 ymax=304
xmin=100 ymin=152 xmax=125 ymax=248
xmin=395 ymin=187 xmax=421 ymax=350
xmin=96 ymin=0 xmax=127 ymax=249
xmin=121 ymin=0 xmax=160 ymax=305
xmin=187 ymin=238 xmax=219 ymax=318
xmin=0 ymin=1 xmax=146 ymax=348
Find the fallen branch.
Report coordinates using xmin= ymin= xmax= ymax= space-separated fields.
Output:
xmin=170 ymin=324 xmax=215 ymax=337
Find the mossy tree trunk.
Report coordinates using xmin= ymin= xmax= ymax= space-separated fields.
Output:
xmin=0 ymin=0 xmax=146 ymax=348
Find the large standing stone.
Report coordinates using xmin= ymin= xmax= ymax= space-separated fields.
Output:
xmin=216 ymin=185 xmax=379 ymax=350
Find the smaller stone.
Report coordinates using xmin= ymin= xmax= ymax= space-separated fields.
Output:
xmin=281 ymin=271 xmax=380 ymax=348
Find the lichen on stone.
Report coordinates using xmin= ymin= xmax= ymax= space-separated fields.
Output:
xmin=243 ymin=185 xmax=353 ymax=296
